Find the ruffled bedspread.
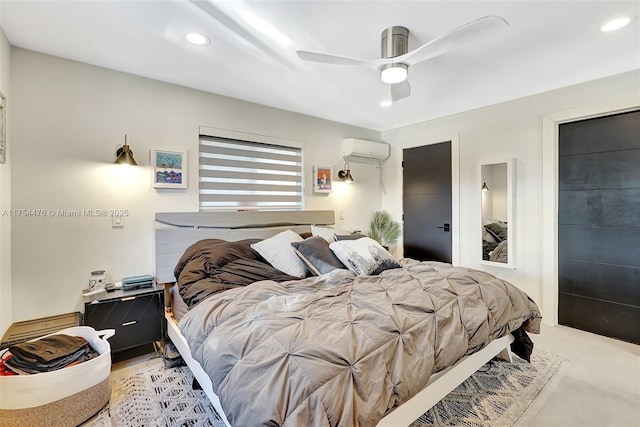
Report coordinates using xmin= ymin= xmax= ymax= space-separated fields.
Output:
xmin=179 ymin=259 xmax=541 ymax=427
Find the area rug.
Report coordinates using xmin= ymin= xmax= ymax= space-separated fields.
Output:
xmin=411 ymin=350 xmax=568 ymax=426
xmin=85 ymin=350 xmax=567 ymax=427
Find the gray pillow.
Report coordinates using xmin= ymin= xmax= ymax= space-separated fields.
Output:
xmin=484 ymin=222 xmax=507 ymax=242
xmin=482 ymin=228 xmax=497 ymax=243
xmin=291 ymin=236 xmax=346 ymax=276
xmin=335 ymin=233 xmax=367 ymax=241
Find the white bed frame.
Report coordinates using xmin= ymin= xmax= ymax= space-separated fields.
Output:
xmin=155 ymin=211 xmax=514 ymax=427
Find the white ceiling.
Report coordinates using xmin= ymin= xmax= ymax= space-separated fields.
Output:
xmin=2 ymin=1 xmax=639 ymax=131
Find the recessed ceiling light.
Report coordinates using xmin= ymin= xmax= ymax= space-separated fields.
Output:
xmin=600 ymin=17 xmax=631 ymax=32
xmin=185 ymin=32 xmax=211 ymax=45
xmin=380 ymin=100 xmax=393 ymax=107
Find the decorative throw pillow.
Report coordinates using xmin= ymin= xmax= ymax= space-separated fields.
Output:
xmin=329 ymin=237 xmax=401 ymax=276
xmin=484 ymin=222 xmax=507 ymax=242
xmin=291 ymin=236 xmax=346 ymax=276
xmin=482 ymin=228 xmax=497 ymax=243
xmin=335 ymin=233 xmax=367 ymax=241
xmin=311 ymin=225 xmax=348 ymax=243
xmin=250 ymin=230 xmax=308 ymax=278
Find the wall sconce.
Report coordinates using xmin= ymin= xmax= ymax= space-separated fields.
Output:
xmin=481 ymin=181 xmax=490 ymax=191
xmin=338 ymin=163 xmax=354 ymax=183
xmin=115 ymin=134 xmax=138 ymax=165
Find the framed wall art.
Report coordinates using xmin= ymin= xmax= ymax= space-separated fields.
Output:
xmin=152 ymin=150 xmax=187 ymax=189
xmin=313 ymin=165 xmax=332 ymax=194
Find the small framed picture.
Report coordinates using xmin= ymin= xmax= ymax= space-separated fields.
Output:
xmin=152 ymin=150 xmax=187 ymax=189
xmin=313 ymin=166 xmax=332 ymax=194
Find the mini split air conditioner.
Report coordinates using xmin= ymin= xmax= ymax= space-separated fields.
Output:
xmin=342 ymin=138 xmax=390 ymax=163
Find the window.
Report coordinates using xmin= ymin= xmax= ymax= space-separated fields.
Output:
xmin=199 ymin=134 xmax=304 ymax=211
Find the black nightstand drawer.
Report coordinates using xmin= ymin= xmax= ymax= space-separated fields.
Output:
xmin=84 ymin=291 xmax=164 ymax=353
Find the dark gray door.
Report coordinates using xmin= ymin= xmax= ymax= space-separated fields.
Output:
xmin=403 ymin=141 xmax=452 ymax=262
xmin=558 ymin=110 xmax=640 ymax=344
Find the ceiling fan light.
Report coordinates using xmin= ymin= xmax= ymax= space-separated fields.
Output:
xmin=380 ymin=63 xmax=408 ymax=84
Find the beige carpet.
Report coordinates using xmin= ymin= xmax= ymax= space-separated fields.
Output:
xmin=85 ymin=350 xmax=567 ymax=427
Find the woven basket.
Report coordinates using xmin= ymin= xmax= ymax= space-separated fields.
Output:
xmin=0 ymin=326 xmax=114 ymax=427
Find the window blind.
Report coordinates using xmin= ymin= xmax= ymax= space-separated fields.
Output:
xmin=199 ymin=136 xmax=303 ymax=210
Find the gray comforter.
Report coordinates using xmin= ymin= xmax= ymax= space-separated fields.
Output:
xmin=179 ymin=259 xmax=541 ymax=427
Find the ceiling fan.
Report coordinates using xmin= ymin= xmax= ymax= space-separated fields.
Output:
xmin=297 ymin=16 xmax=509 ymax=103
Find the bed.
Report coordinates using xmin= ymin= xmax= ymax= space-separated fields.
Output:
xmin=155 ymin=210 xmax=541 ymax=427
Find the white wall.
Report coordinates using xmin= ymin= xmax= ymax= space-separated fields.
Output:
xmin=381 ymin=70 xmax=640 ymax=322
xmin=9 ymin=48 xmax=382 ymax=324
xmin=0 ymin=21 xmax=11 ymax=337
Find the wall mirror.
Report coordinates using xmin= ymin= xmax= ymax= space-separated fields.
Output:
xmin=479 ymin=158 xmax=515 ymax=268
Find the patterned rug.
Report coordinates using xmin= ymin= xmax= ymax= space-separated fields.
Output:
xmin=411 ymin=350 xmax=567 ymax=427
xmin=85 ymin=350 xmax=567 ymax=427
xmin=85 ymin=360 xmax=226 ymax=427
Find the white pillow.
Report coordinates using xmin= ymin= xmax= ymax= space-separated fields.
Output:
xmin=329 ymin=237 xmax=401 ymax=276
xmin=311 ymin=225 xmax=348 ymax=243
xmin=251 ymin=230 xmax=308 ymax=278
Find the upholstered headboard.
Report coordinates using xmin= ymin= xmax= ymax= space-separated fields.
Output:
xmin=154 ymin=210 xmax=335 ymax=284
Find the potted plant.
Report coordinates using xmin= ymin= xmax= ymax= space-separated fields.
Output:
xmin=367 ymin=210 xmax=401 ymax=249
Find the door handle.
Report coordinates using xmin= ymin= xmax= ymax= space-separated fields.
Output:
xmin=436 ymin=223 xmax=450 ymax=232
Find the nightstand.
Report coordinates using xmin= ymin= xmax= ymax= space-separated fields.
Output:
xmin=83 ymin=284 xmax=165 ymax=360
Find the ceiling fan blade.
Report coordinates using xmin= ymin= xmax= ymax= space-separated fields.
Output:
xmin=297 ymin=50 xmax=366 ymax=66
xmin=399 ymin=15 xmax=509 ymax=66
xmin=296 ymin=50 xmax=382 ymax=69
xmin=390 ymin=80 xmax=411 ymax=102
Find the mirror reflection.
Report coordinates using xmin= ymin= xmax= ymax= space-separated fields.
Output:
xmin=481 ymin=163 xmax=509 ymax=264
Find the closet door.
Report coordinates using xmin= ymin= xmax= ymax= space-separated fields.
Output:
xmin=558 ymin=110 xmax=640 ymax=344
xmin=403 ymin=141 xmax=452 ymax=262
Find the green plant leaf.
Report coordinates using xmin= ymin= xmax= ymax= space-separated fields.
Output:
xmin=366 ymin=210 xmax=401 ymax=246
